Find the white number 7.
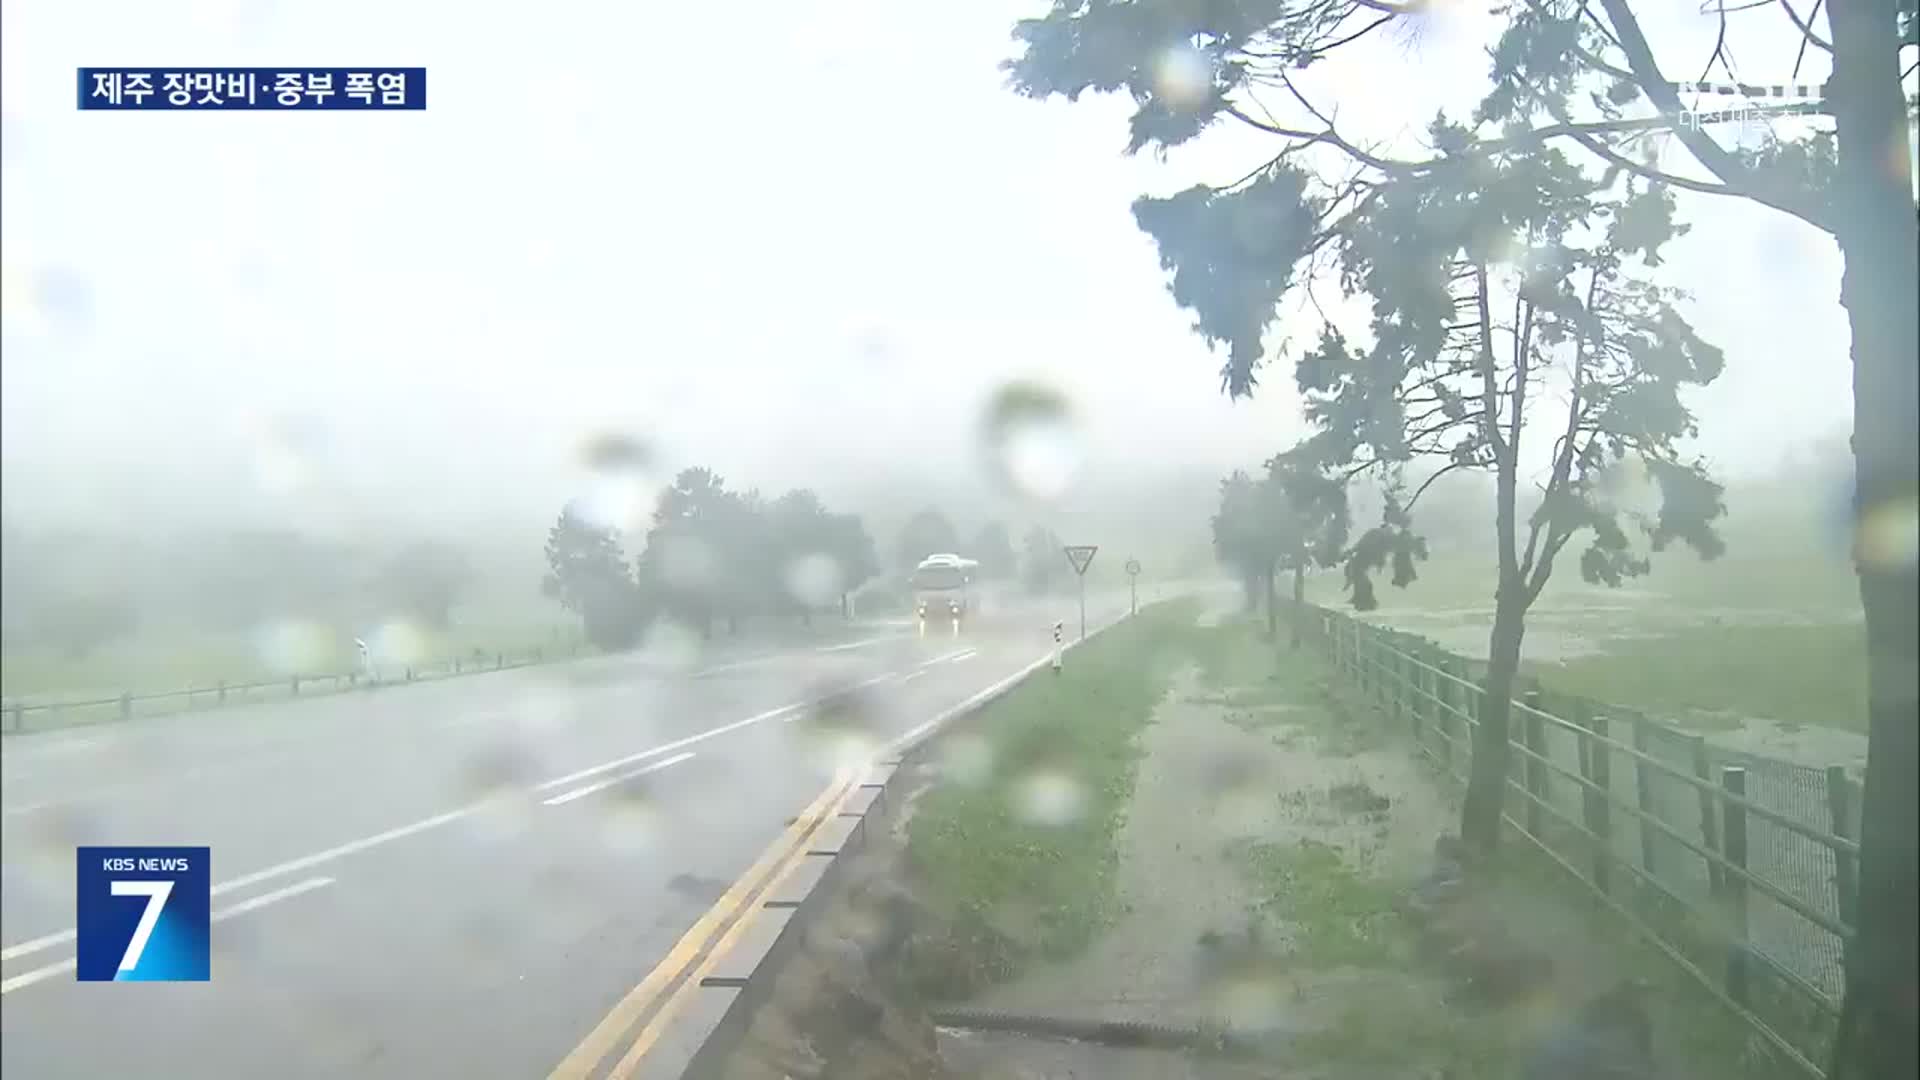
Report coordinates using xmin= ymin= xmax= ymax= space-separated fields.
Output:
xmin=110 ymin=880 xmax=174 ymax=973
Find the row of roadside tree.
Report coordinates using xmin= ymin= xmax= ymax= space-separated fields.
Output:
xmin=542 ymin=467 xmax=1073 ymax=649
xmin=1034 ymin=0 xmax=1915 ymax=1068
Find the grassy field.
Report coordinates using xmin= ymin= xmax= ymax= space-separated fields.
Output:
xmin=1296 ymin=529 xmax=1867 ymax=739
xmin=900 ymin=597 xmax=1200 ymax=999
xmin=0 ymin=606 xmax=577 ymax=700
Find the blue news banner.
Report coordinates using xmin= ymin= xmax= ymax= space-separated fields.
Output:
xmin=76 ymin=847 xmax=212 ymax=982
xmin=78 ymin=68 xmax=425 ymax=110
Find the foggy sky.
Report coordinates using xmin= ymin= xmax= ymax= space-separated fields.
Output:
xmin=0 ymin=0 xmax=1870 ymax=542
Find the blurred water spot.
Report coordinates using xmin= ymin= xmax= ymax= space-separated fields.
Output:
xmin=794 ymin=681 xmax=886 ymax=774
xmin=32 ymin=266 xmax=92 ymax=335
xmin=574 ymin=431 xmax=654 ymax=533
xmin=245 ymin=413 xmax=326 ymax=498
xmin=639 ymin=617 xmax=704 ymax=670
xmin=1213 ymin=976 xmax=1285 ymax=1031
xmin=23 ymin=805 xmax=102 ymax=892
xmin=979 ymin=381 xmax=1081 ymax=503
xmin=596 ymin=783 xmax=662 ymax=856
xmin=1857 ymin=495 xmax=1918 ymax=571
xmin=255 ymin=618 xmax=333 ymax=675
xmin=1152 ymin=43 xmax=1212 ymax=111
xmin=458 ymin=741 xmax=536 ymax=843
xmin=937 ymin=732 xmax=994 ymax=789
xmin=371 ymin=618 xmax=430 ymax=667
xmin=1011 ymin=769 xmax=1086 ymax=827
xmin=784 ymin=552 xmax=845 ymax=609
xmin=659 ymin=535 xmax=718 ymax=591
xmin=0 ymin=114 xmax=20 ymax=165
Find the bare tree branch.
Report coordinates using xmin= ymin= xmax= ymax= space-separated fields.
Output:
xmin=1779 ymin=0 xmax=1834 ymax=60
xmin=1594 ymin=0 xmax=1837 ymax=233
xmin=1398 ymin=462 xmax=1468 ymax=516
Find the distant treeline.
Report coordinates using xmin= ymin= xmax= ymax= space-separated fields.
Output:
xmin=543 ymin=466 xmax=1090 ymax=648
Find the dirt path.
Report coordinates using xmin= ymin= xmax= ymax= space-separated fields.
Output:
xmin=941 ymin=637 xmax=1473 ymax=1078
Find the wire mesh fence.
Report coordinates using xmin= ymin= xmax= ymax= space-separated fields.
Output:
xmin=1307 ymin=603 xmax=1859 ymax=1079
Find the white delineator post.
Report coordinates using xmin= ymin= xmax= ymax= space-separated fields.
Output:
xmin=1051 ymin=620 xmax=1064 ymax=674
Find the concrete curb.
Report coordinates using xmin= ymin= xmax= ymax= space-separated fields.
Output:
xmin=649 ymin=607 xmax=1145 ymax=1079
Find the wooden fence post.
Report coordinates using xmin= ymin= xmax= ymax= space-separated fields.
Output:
xmin=217 ymin=680 xmax=228 ymax=705
xmin=291 ymin=676 xmax=301 ymax=696
xmin=1633 ymin=717 xmax=1659 ymax=879
xmin=1583 ymin=712 xmax=1614 ymax=896
xmin=119 ymin=692 xmax=132 ymax=721
xmin=1826 ymin=765 xmax=1858 ymax=929
xmin=1719 ymin=765 xmax=1751 ymax=1006
xmin=1523 ymin=690 xmax=1546 ymax=839
xmin=1692 ymin=737 xmax=1723 ymax=895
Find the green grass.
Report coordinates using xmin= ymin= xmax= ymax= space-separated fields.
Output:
xmin=0 ymin=618 xmax=578 ymax=699
xmin=1231 ymin=837 xmax=1411 ymax=969
xmin=901 ymin=598 xmax=1200 ymax=1000
xmin=1532 ymin=621 xmax=1868 ymax=732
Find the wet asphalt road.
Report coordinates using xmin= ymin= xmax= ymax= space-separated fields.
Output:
xmin=0 ymin=592 xmax=1141 ymax=1079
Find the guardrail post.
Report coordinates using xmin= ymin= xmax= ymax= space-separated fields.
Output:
xmin=1692 ymin=737 xmax=1723 ymax=895
xmin=1410 ymin=642 xmax=1427 ymax=739
xmin=1826 ymin=765 xmax=1857 ymax=929
xmin=217 ymin=680 xmax=228 ymax=705
xmin=1523 ymin=690 xmax=1546 ymax=838
xmin=1583 ymin=711 xmax=1613 ymax=896
xmin=291 ymin=675 xmax=301 ymax=696
xmin=1718 ymin=765 xmax=1751 ymax=1006
xmin=496 ymin=652 xmax=504 ymax=670
xmin=8 ymin=702 xmax=20 ymax=731
xmin=119 ymin=692 xmax=132 ymax=721
xmin=405 ymin=666 xmax=415 ymax=682
xmin=454 ymin=657 xmax=462 ymax=675
xmin=1632 ymin=716 xmax=1658 ymax=879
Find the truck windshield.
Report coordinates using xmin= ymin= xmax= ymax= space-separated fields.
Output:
xmin=911 ymin=566 xmax=968 ymax=591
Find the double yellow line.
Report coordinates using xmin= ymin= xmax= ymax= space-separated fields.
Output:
xmin=547 ymin=771 xmax=862 ymax=1080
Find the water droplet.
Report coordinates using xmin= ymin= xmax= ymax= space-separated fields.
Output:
xmin=32 ymin=266 xmax=91 ymax=335
xmin=785 ymin=552 xmax=845 ymax=609
xmin=793 ymin=680 xmax=887 ymax=774
xmin=1153 ymin=43 xmax=1213 ymax=111
xmin=255 ymin=618 xmax=334 ymax=674
xmin=937 ymin=733 xmax=995 ymax=789
xmin=1857 ymin=495 xmax=1918 ymax=571
xmin=371 ymin=618 xmax=430 ymax=667
xmin=639 ymin=618 xmax=704 ymax=670
xmin=980 ymin=381 xmax=1081 ymax=503
xmin=597 ymin=785 xmax=662 ymax=855
xmin=658 ymin=534 xmax=718 ymax=592
xmin=574 ymin=431 xmax=654 ymax=533
xmin=1011 ymin=770 xmax=1086 ymax=827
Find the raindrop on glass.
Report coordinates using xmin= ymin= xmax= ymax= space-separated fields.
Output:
xmin=1011 ymin=769 xmax=1087 ymax=827
xmin=1153 ymin=43 xmax=1213 ymax=111
xmin=979 ymin=381 xmax=1081 ymax=504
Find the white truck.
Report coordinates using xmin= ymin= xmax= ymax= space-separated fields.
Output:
xmin=910 ymin=553 xmax=980 ymax=637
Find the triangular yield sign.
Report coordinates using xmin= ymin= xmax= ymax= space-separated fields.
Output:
xmin=1063 ymin=545 xmax=1098 ymax=575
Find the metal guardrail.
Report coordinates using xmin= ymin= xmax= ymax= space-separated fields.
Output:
xmin=0 ymin=641 xmax=582 ymax=733
xmin=1308 ymin=603 xmax=1858 ymax=1079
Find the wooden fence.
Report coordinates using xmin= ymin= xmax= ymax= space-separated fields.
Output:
xmin=1307 ymin=603 xmax=1859 ymax=1079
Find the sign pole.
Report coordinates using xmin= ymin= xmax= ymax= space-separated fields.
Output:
xmin=1062 ymin=545 xmax=1098 ymax=643
xmin=1125 ymin=558 xmax=1141 ymax=617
